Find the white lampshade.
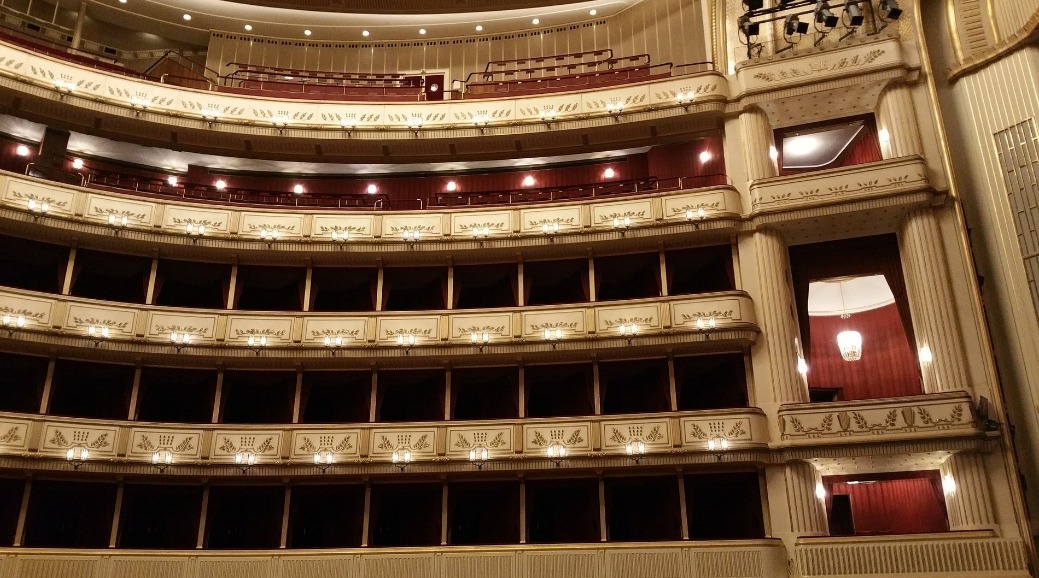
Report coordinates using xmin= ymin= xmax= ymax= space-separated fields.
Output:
xmin=836 ymin=330 xmax=863 ymax=361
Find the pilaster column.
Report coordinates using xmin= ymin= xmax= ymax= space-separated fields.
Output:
xmin=740 ymin=106 xmax=777 ymax=183
xmin=899 ymin=209 xmax=971 ymax=393
xmin=70 ymin=2 xmax=87 ymax=51
xmin=941 ymin=452 xmax=997 ymax=531
xmin=754 ymin=228 xmax=808 ymax=404
xmin=876 ymin=82 xmax=924 ymax=159
xmin=785 ymin=461 xmax=828 ymax=537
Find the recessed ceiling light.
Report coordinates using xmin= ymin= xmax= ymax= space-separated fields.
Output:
xmin=590 ymin=9 xmax=597 ymax=15
xmin=419 ymin=28 xmax=426 ymax=35
xmin=475 ymin=25 xmax=483 ymax=31
xmin=362 ymin=30 xmax=370 ymax=37
xmin=304 ymin=29 xmax=312 ymax=36
xmin=532 ymin=18 xmax=540 ymax=25
xmin=182 ymin=14 xmax=191 ymax=21
xmin=244 ymin=24 xmax=252 ymax=31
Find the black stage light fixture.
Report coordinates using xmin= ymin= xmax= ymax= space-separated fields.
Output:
xmin=785 ymin=14 xmax=809 ymax=35
xmin=815 ymin=1 xmax=839 ymax=27
xmin=743 ymin=0 xmax=764 ymax=10
xmin=739 ymin=14 xmax=760 ymax=37
xmin=844 ymin=0 xmax=864 ymax=26
xmin=881 ymin=0 xmax=903 ymax=19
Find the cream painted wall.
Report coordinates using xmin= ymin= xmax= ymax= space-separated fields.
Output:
xmin=204 ymin=0 xmax=708 ymax=81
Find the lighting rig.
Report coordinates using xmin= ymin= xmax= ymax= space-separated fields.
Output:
xmin=738 ymin=0 xmax=901 ymax=59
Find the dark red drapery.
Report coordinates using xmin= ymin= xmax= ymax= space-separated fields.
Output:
xmin=825 ymin=472 xmax=949 ymax=535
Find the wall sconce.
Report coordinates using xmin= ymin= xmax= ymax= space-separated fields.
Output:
xmin=330 ymin=229 xmax=349 ymax=248
xmin=151 ymin=449 xmax=173 ymax=473
xmin=797 ymin=356 xmax=810 ymax=377
xmin=2 ymin=314 xmax=25 ymax=336
xmin=546 ymin=441 xmax=567 ymax=466
xmin=471 ymin=227 xmax=491 ymax=241
xmin=201 ymin=107 xmax=220 ymax=126
xmin=676 ymin=90 xmax=695 ymax=107
xmin=259 ymin=227 xmax=281 ymax=248
xmin=402 ymin=229 xmax=421 ymax=246
xmin=685 ymin=207 xmax=707 ymax=224
xmin=605 ymin=100 xmax=624 ymax=117
xmin=107 ymin=213 xmax=129 ymax=231
xmin=396 ymin=333 xmax=416 ymax=355
xmin=235 ymin=450 xmax=256 ymax=473
xmin=618 ymin=323 xmax=639 ymax=345
xmin=87 ymin=325 xmax=110 ymax=347
xmin=324 ymin=335 xmax=344 ymax=356
xmin=707 ymin=436 xmax=729 ymax=461
xmin=271 ymin=114 xmax=290 ymax=129
xmin=247 ymin=335 xmax=268 ymax=355
xmin=472 ymin=113 xmax=490 ymax=128
xmin=613 ymin=216 xmax=632 ymax=235
xmin=66 ymin=446 xmax=89 ymax=469
xmin=471 ymin=330 xmax=490 ymax=351
xmin=695 ymin=316 xmax=717 ymax=336
xmin=129 ymin=93 xmax=149 ymax=115
xmin=169 ymin=331 xmax=192 ymax=352
xmin=53 ymin=75 xmax=75 ymax=97
xmin=26 ymin=198 xmax=49 ymax=219
xmin=469 ymin=445 xmax=489 ymax=469
xmin=541 ymin=222 xmax=559 ymax=242
xmin=544 ymin=328 xmax=563 ymax=348
xmin=625 ymin=438 xmax=647 ymax=463
xmin=942 ymin=473 xmax=957 ymax=495
xmin=539 ymin=107 xmax=558 ymax=123
xmin=313 ymin=449 xmax=335 ymax=472
xmin=769 ymin=145 xmax=780 ymax=162
xmin=406 ymin=115 xmax=424 ymax=131
xmin=185 ymin=222 xmax=206 ymax=241
xmin=919 ymin=345 xmax=933 ymax=364
xmin=815 ymin=482 xmax=827 ymax=500
xmin=391 ymin=446 xmax=412 ymax=471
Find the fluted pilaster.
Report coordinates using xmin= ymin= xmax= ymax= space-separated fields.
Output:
xmin=755 ymin=228 xmax=808 ymax=404
xmin=941 ymin=452 xmax=997 ymax=531
xmin=876 ymin=82 xmax=925 ymax=159
xmin=899 ymin=209 xmax=971 ymax=393
xmin=786 ymin=460 xmax=829 ymax=536
xmin=741 ymin=106 xmax=778 ymax=183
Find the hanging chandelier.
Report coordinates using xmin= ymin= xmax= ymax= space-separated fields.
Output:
xmin=835 ymin=280 xmax=862 ymax=362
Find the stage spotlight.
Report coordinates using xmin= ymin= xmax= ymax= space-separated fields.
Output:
xmin=815 ymin=1 xmax=839 ymax=27
xmin=743 ymin=0 xmax=763 ymax=9
xmin=739 ymin=14 xmax=759 ymax=37
xmin=785 ymin=14 xmax=809 ymax=35
xmin=880 ymin=0 xmax=903 ymax=19
xmin=844 ymin=0 xmax=864 ymax=26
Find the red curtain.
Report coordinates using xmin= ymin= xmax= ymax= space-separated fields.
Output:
xmin=826 ymin=473 xmax=948 ymax=535
xmin=778 ymin=116 xmax=883 ymax=176
xmin=807 ymin=304 xmax=922 ymax=400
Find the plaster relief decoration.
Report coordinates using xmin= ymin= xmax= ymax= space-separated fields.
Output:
xmin=525 ymin=424 xmax=590 ymax=453
xmin=383 ymin=215 xmax=441 ymax=238
xmin=451 ymin=103 xmax=514 ymax=123
xmin=450 ymin=313 xmax=511 ymax=341
xmin=521 ymin=206 xmax=581 ymax=234
xmin=227 ymin=317 xmax=291 ymax=344
xmin=750 ymin=156 xmax=929 ymax=211
xmin=516 ymin=97 xmax=580 ymax=121
xmin=241 ymin=213 xmax=302 ymax=240
xmin=738 ymin=38 xmax=903 ymax=93
xmin=378 ymin=316 xmax=438 ymax=344
xmin=652 ymin=80 xmax=723 ymax=104
xmin=66 ymin=304 xmax=136 ymax=338
xmin=129 ymin=429 xmax=202 ymax=459
xmin=313 ymin=215 xmax=374 ymax=239
xmin=0 ymin=418 xmax=31 ymax=451
xmin=86 ymin=195 xmax=153 ymax=226
xmin=446 ymin=427 xmax=512 ymax=458
xmin=292 ymin=430 xmax=360 ymax=460
xmin=148 ymin=313 xmax=217 ymax=342
xmin=303 ymin=317 xmax=367 ymax=345
xmin=211 ymin=431 xmax=281 ymax=460
xmin=585 ymin=86 xmax=646 ymax=113
xmin=370 ymin=429 xmax=436 ymax=458
xmin=663 ymin=189 xmax=741 ymax=221
xmin=597 ymin=303 xmax=659 ymax=333
xmin=671 ymin=295 xmax=755 ymax=330
xmin=452 ymin=212 xmax=511 ymax=237
xmin=164 ymin=205 xmax=230 ymax=234
xmin=523 ymin=309 xmax=585 ymax=339
xmin=592 ymin=199 xmax=652 ymax=228
xmin=2 ymin=178 xmax=75 ymax=216
xmin=682 ymin=417 xmax=754 ymax=447
xmin=42 ymin=424 xmax=118 ymax=458
xmin=0 ymin=293 xmax=53 ymax=327
xmin=601 ymin=420 xmax=670 ymax=450
xmin=778 ymin=392 xmax=977 ymax=443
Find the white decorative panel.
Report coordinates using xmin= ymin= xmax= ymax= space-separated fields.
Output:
xmin=595 ymin=303 xmax=660 ymax=333
xmin=600 ymin=418 xmax=671 ymax=451
xmin=591 ymin=198 xmax=653 ymax=228
xmin=0 ymin=417 xmax=31 ymax=451
xmin=163 ymin=204 xmax=232 ymax=235
xmin=738 ymin=37 xmax=904 ymax=94
xmin=662 ymin=189 xmax=741 ymax=220
xmin=40 ymin=422 xmax=119 ymax=458
xmin=64 ymin=303 xmax=136 ymax=338
xmin=210 ymin=431 xmax=282 ymax=460
xmin=680 ymin=415 xmax=756 ymax=447
xmin=290 ymin=429 xmax=361 ymax=460
xmin=519 ymin=206 xmax=581 ymax=233
xmin=84 ymin=194 xmax=154 ymax=227
xmin=128 ymin=428 xmax=204 ymax=460
xmin=146 ymin=312 xmax=218 ymax=343
xmin=449 ymin=312 xmax=511 ymax=342
xmin=377 ymin=316 xmax=439 ymax=344
xmin=445 ymin=425 xmax=513 ymax=458
xmin=2 ymin=178 xmax=77 ymax=217
xmin=521 ymin=308 xmax=585 ymax=338
xmin=226 ymin=317 xmax=293 ymax=344
xmin=382 ymin=214 xmax=441 ymax=238
xmin=240 ymin=212 xmax=304 ymax=239
xmin=302 ymin=316 xmax=368 ymax=345
xmin=523 ymin=422 xmax=591 ymax=453
xmin=369 ymin=428 xmax=437 ymax=458
xmin=312 ymin=214 xmax=375 ymax=239
xmin=451 ymin=211 xmax=512 ymax=236
xmin=0 ymin=292 xmax=53 ymax=327
xmin=671 ymin=295 xmax=755 ymax=329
